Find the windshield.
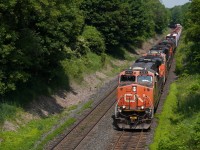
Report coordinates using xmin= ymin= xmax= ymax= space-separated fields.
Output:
xmin=120 ymin=75 xmax=135 ymax=82
xmin=137 ymin=76 xmax=152 ymax=83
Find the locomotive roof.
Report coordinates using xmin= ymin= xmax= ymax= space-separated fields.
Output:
xmin=152 ymin=44 xmax=168 ymax=49
xmin=158 ymin=43 xmax=171 ymax=49
xmin=162 ymin=40 xmax=170 ymax=43
xmin=159 ymin=41 xmax=172 ymax=46
xmin=161 ymin=39 xmax=174 ymax=45
xmin=135 ymin=55 xmax=163 ymax=66
xmin=166 ymin=38 xmax=176 ymax=44
xmin=149 ymin=49 xmax=168 ymax=55
xmin=131 ymin=62 xmax=157 ymax=73
xmin=150 ymin=45 xmax=169 ymax=53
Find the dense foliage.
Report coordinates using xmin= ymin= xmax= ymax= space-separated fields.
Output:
xmin=184 ymin=0 xmax=200 ymax=73
xmin=169 ymin=3 xmax=190 ymax=27
xmin=0 ymin=0 xmax=169 ymax=99
xmin=81 ymin=0 xmax=169 ymax=50
xmin=186 ymin=0 xmax=200 ymax=44
xmin=151 ymin=1 xmax=200 ymax=149
xmin=0 ymin=0 xmax=84 ymax=96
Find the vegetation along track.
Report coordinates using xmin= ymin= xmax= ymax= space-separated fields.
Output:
xmin=145 ymin=57 xmax=177 ymax=148
xmin=50 ymin=84 xmax=118 ymax=150
xmin=112 ymin=129 xmax=148 ymax=150
xmin=48 ymin=52 xmax=177 ymax=150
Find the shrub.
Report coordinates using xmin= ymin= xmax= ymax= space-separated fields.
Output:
xmin=82 ymin=26 xmax=105 ymax=55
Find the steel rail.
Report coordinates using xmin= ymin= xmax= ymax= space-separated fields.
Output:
xmin=51 ymin=84 xmax=118 ymax=150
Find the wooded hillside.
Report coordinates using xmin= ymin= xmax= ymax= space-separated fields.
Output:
xmin=0 ymin=0 xmax=169 ymax=100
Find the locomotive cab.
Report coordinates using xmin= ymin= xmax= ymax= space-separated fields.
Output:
xmin=119 ymin=69 xmax=136 ymax=85
xmin=114 ymin=66 xmax=162 ymax=130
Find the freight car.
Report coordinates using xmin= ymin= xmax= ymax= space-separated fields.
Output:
xmin=113 ymin=25 xmax=181 ymax=130
xmin=166 ymin=26 xmax=182 ymax=47
xmin=166 ymin=33 xmax=179 ymax=47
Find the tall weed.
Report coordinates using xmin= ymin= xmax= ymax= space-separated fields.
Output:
xmin=0 ymin=103 xmax=18 ymax=124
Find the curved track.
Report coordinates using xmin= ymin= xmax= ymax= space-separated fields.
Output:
xmin=47 ymin=55 xmax=177 ymax=150
xmin=51 ymin=85 xmax=117 ymax=150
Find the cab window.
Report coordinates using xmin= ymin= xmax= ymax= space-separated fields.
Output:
xmin=137 ymin=75 xmax=152 ymax=83
xmin=120 ymin=75 xmax=135 ymax=82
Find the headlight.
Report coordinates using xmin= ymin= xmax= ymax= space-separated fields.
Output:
xmin=132 ymin=86 xmax=137 ymax=92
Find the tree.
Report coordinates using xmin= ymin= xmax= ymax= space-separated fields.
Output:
xmin=170 ymin=6 xmax=183 ymax=26
xmin=81 ymin=0 xmax=133 ymax=48
xmin=145 ymin=0 xmax=169 ymax=34
xmin=0 ymin=0 xmax=85 ymax=95
xmin=186 ymin=0 xmax=200 ymax=44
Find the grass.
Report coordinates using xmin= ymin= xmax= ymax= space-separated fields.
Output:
xmin=150 ymin=77 xmax=200 ymax=150
xmin=35 ymin=117 xmax=76 ymax=150
xmin=150 ymin=31 xmax=200 ymax=150
xmin=61 ymin=52 xmax=105 ymax=83
xmin=104 ymin=54 xmax=136 ymax=77
xmin=0 ymin=116 xmax=59 ymax=150
xmin=0 ymin=103 xmax=19 ymax=125
xmin=150 ymin=83 xmax=179 ymax=150
xmin=0 ymin=105 xmax=77 ymax=150
xmin=61 ymin=50 xmax=136 ymax=84
xmin=0 ymin=99 xmax=95 ymax=150
xmin=78 ymin=100 xmax=93 ymax=114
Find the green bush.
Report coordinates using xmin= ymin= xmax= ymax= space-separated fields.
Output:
xmin=75 ymin=36 xmax=90 ymax=56
xmin=187 ymin=115 xmax=200 ymax=150
xmin=82 ymin=26 xmax=105 ymax=55
xmin=61 ymin=52 xmax=105 ymax=82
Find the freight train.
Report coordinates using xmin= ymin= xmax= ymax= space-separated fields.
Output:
xmin=113 ymin=25 xmax=182 ymax=130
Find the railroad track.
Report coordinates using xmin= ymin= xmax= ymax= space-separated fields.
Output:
xmin=110 ymin=59 xmax=177 ymax=150
xmin=47 ymin=57 xmax=177 ymax=150
xmin=51 ymin=85 xmax=118 ymax=150
xmin=112 ymin=130 xmax=148 ymax=150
